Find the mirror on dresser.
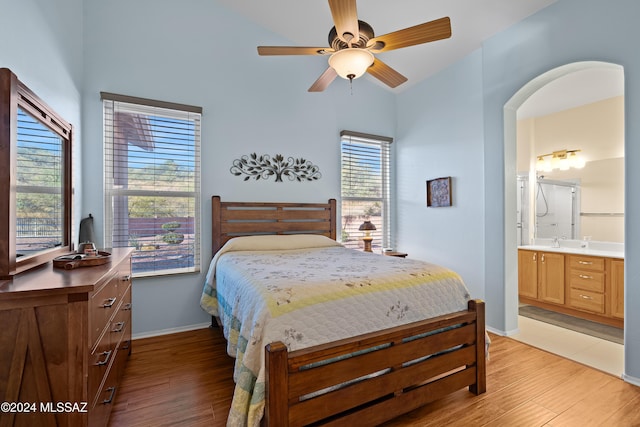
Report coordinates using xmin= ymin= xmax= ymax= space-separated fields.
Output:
xmin=0 ymin=68 xmax=73 ymax=278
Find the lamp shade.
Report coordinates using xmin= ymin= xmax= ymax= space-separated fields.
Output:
xmin=328 ymin=48 xmax=374 ymax=80
xmin=359 ymin=220 xmax=376 ymax=231
xmin=568 ymin=151 xmax=585 ymax=169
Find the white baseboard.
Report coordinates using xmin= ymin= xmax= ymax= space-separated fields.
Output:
xmin=132 ymin=322 xmax=211 ymax=340
xmin=622 ymin=373 xmax=640 ymax=387
xmin=503 ymin=327 xmax=520 ymax=336
xmin=486 ymin=325 xmax=519 ymax=337
xmin=486 ymin=326 xmax=506 ymax=336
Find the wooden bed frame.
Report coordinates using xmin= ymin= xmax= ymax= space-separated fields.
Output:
xmin=211 ymin=195 xmax=486 ymax=426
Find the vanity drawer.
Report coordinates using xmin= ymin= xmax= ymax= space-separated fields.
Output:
xmin=569 ymin=255 xmax=605 ymax=271
xmin=569 ymin=288 xmax=605 ymax=314
xmin=570 ymin=269 xmax=604 ymax=292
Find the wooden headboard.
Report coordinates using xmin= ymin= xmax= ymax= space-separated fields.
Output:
xmin=211 ymin=196 xmax=337 ymax=254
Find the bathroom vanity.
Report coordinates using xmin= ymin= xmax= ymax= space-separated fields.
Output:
xmin=518 ymin=240 xmax=624 ymax=328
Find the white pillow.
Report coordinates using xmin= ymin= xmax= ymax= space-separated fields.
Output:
xmin=221 ymin=234 xmax=342 ymax=252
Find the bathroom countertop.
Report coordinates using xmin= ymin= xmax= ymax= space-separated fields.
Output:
xmin=518 ymin=244 xmax=624 ymax=259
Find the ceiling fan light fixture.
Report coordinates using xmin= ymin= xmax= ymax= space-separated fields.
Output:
xmin=328 ymin=48 xmax=374 ymax=81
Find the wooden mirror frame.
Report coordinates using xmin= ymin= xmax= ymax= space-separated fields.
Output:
xmin=0 ymin=68 xmax=73 ymax=279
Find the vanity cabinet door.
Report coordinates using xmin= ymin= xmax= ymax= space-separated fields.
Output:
xmin=539 ymin=252 xmax=565 ymax=305
xmin=610 ymin=259 xmax=624 ymax=319
xmin=518 ymin=250 xmax=538 ymax=299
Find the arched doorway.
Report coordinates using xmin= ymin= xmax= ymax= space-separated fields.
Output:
xmin=503 ymin=61 xmax=625 ymax=372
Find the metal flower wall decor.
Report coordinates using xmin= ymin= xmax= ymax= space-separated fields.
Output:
xmin=230 ymin=153 xmax=322 ymax=182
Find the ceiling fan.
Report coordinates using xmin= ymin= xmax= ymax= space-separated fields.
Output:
xmin=257 ymin=0 xmax=452 ymax=92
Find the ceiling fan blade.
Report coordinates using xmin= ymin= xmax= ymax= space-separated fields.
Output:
xmin=328 ymin=0 xmax=359 ymax=44
xmin=367 ymin=58 xmax=408 ymax=88
xmin=367 ymin=17 xmax=451 ymax=52
xmin=257 ymin=46 xmax=333 ymax=56
xmin=308 ymin=67 xmax=338 ymax=92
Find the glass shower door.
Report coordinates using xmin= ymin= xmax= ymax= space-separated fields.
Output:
xmin=535 ymin=180 xmax=579 ymax=240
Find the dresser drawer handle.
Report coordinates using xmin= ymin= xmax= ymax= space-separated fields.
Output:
xmin=96 ymin=350 xmax=112 ymax=366
xmin=579 ymin=294 xmax=593 ymax=300
xmin=579 ymin=274 xmax=593 ymax=279
xmin=121 ymin=275 xmax=131 ymax=282
xmin=111 ymin=321 xmax=125 ymax=333
xmin=578 ymin=261 xmax=593 ymax=265
xmin=102 ymin=297 xmax=117 ymax=308
xmin=102 ymin=386 xmax=116 ymax=404
xmin=122 ymin=303 xmax=132 ymax=311
xmin=121 ymin=340 xmax=131 ymax=350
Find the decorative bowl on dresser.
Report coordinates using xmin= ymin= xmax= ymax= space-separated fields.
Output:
xmin=0 ymin=247 xmax=133 ymax=427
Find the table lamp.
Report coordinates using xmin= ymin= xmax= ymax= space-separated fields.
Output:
xmin=359 ymin=220 xmax=376 ymax=252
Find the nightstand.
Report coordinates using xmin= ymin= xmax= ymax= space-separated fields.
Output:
xmin=384 ymin=251 xmax=408 ymax=258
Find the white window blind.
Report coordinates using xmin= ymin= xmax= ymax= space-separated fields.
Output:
xmin=340 ymin=130 xmax=392 ymax=251
xmin=102 ymin=93 xmax=202 ymax=277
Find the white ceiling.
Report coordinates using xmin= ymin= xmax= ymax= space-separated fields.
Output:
xmin=217 ymin=0 xmax=558 ymax=93
xmin=218 ymin=0 xmax=623 ymax=114
xmin=517 ymin=67 xmax=625 ymax=119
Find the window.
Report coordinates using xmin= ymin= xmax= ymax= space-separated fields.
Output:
xmin=102 ymin=93 xmax=201 ymax=277
xmin=340 ymin=130 xmax=393 ymax=252
xmin=0 ymin=68 xmax=73 ymax=278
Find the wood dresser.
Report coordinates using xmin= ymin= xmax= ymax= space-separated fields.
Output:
xmin=0 ymin=247 xmax=133 ymax=427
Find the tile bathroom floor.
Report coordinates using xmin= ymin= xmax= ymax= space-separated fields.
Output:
xmin=511 ymin=315 xmax=624 ymax=377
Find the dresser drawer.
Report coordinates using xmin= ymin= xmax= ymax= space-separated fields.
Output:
xmin=114 ymin=263 xmax=132 ymax=303
xmin=569 ymin=255 xmax=605 ymax=271
xmin=90 ymin=359 xmax=119 ymax=427
xmin=115 ymin=323 xmax=132 ymax=382
xmin=89 ymin=323 xmax=117 ymax=406
xmin=89 ymin=271 xmax=120 ymax=348
xmin=110 ymin=284 xmax=132 ymax=348
xmin=569 ymin=288 xmax=605 ymax=314
xmin=570 ymin=269 xmax=604 ymax=292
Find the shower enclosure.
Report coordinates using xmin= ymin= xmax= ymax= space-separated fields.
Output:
xmin=517 ymin=175 xmax=580 ymax=245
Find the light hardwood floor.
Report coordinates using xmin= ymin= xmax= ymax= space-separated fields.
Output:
xmin=108 ymin=327 xmax=640 ymax=427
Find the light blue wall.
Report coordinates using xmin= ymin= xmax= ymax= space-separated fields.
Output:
xmin=82 ymin=0 xmax=397 ymax=335
xmin=395 ymin=50 xmax=485 ymax=301
xmin=396 ymin=0 xmax=640 ymax=383
xmin=0 ymin=0 xmax=84 ymax=236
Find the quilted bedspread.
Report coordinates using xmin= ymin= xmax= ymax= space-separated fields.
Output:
xmin=200 ymin=235 xmax=472 ymax=427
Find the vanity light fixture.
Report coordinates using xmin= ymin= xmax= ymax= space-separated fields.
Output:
xmin=536 ymin=149 xmax=585 ymax=172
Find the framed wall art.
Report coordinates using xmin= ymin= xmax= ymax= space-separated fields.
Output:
xmin=426 ymin=176 xmax=452 ymax=207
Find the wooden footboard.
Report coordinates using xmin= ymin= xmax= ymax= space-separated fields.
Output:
xmin=265 ymin=299 xmax=486 ymax=427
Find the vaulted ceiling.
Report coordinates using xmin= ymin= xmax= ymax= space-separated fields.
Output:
xmin=217 ymin=0 xmax=558 ymax=92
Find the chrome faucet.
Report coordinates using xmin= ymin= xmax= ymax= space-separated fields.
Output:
xmin=551 ymin=236 xmax=560 ymax=248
